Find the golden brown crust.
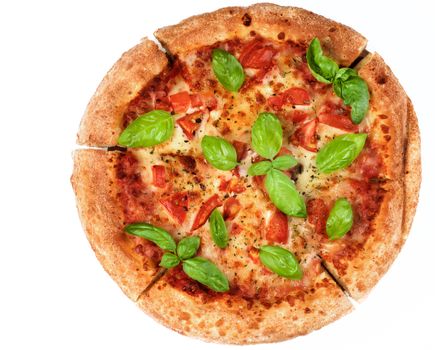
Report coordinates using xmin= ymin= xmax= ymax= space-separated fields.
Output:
xmin=71 ymin=149 xmax=158 ymax=300
xmin=77 ymin=39 xmax=168 ymax=146
xmin=357 ymin=53 xmax=407 ymax=180
xmin=136 ymin=270 xmax=352 ymax=344
xmin=155 ymin=3 xmax=367 ymax=66
xmin=402 ymin=99 xmax=421 ymax=239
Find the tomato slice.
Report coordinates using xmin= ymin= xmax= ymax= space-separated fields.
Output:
xmin=291 ymin=110 xmax=309 ymax=123
xmin=266 ymin=209 xmax=289 ymax=243
xmin=223 ymin=197 xmax=241 ymax=220
xmin=191 ymin=194 xmax=222 ymax=231
xmin=318 ymin=101 xmax=358 ymax=132
xmin=291 ymin=118 xmax=318 ymax=152
xmin=232 ymin=140 xmax=248 ymax=162
xmin=239 ymin=40 xmax=277 ymax=69
xmin=176 ymin=111 xmax=202 ymax=140
xmin=151 ymin=165 xmax=166 ymax=188
xmin=160 ymin=192 xmax=189 ymax=225
xmin=307 ymin=198 xmax=329 ymax=237
xmin=267 ymin=87 xmax=310 ymax=111
xmin=169 ymin=91 xmax=191 ymax=113
xmin=267 ymin=95 xmax=285 ymax=111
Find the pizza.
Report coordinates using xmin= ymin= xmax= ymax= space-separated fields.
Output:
xmin=71 ymin=4 xmax=421 ymax=344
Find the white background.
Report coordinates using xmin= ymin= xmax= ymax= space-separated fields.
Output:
xmin=0 ymin=0 xmax=433 ymax=349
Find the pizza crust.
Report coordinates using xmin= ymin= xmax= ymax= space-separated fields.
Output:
xmin=155 ymin=3 xmax=367 ymax=66
xmin=77 ymin=39 xmax=168 ymax=146
xmin=71 ymin=149 xmax=159 ymax=300
xmin=136 ymin=270 xmax=352 ymax=344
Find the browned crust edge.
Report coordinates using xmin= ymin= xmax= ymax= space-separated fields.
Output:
xmin=71 ymin=149 xmax=158 ymax=300
xmin=136 ymin=271 xmax=353 ymax=344
xmin=155 ymin=3 xmax=367 ymax=66
xmin=322 ymin=56 xmax=421 ymax=300
xmin=77 ymin=39 xmax=168 ymax=146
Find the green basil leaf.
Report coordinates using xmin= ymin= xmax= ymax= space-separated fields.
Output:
xmin=259 ymin=245 xmax=303 ymax=280
xmin=265 ymin=169 xmax=307 ymax=218
xmin=209 ymin=209 xmax=228 ymax=248
xmin=247 ymin=161 xmax=272 ymax=176
xmin=306 ymin=38 xmax=339 ymax=84
xmin=182 ymin=257 xmax=229 ymax=292
xmin=272 ymin=155 xmax=298 ymax=170
xmin=316 ymin=133 xmax=367 ymax=174
xmin=118 ymin=110 xmax=174 ymax=148
xmin=333 ymin=69 xmax=370 ymax=124
xmin=326 ymin=198 xmax=353 ymax=240
xmin=201 ymin=135 xmax=238 ymax=170
xmin=124 ymin=223 xmax=176 ymax=253
xmin=251 ymin=112 xmax=283 ymax=160
xmin=176 ymin=236 xmax=201 ymax=260
xmin=159 ymin=252 xmax=180 ymax=268
xmin=212 ymin=48 xmax=245 ymax=92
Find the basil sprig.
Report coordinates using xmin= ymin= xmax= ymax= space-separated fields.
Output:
xmin=201 ymin=135 xmax=238 ymax=170
xmin=124 ymin=223 xmax=229 ymax=292
xmin=265 ymin=169 xmax=307 ymax=218
xmin=272 ymin=155 xmax=298 ymax=170
xmin=212 ymin=48 xmax=245 ymax=92
xmin=326 ymin=198 xmax=353 ymax=240
xmin=259 ymin=245 xmax=303 ymax=280
xmin=251 ymin=112 xmax=283 ymax=160
xmin=248 ymin=161 xmax=273 ymax=176
xmin=118 ymin=110 xmax=174 ymax=147
xmin=209 ymin=209 xmax=229 ymax=248
xmin=316 ymin=133 xmax=367 ymax=174
xmin=306 ymin=38 xmax=370 ymax=124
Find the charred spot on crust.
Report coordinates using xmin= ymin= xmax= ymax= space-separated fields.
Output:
xmin=277 ymin=32 xmax=285 ymax=40
xmin=376 ymin=75 xmax=387 ymax=85
xmin=329 ymin=27 xmax=337 ymax=32
xmin=242 ymin=13 xmax=252 ymax=26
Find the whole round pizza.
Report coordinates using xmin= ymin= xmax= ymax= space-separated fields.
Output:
xmin=71 ymin=3 xmax=421 ymax=344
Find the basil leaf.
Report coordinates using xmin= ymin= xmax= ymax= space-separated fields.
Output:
xmin=159 ymin=252 xmax=180 ymax=268
xmin=182 ymin=257 xmax=229 ymax=292
xmin=118 ymin=110 xmax=174 ymax=148
xmin=177 ymin=236 xmax=201 ymax=260
xmin=124 ymin=223 xmax=176 ymax=253
xmin=209 ymin=209 xmax=228 ymax=248
xmin=248 ymin=161 xmax=272 ymax=176
xmin=265 ymin=169 xmax=307 ymax=218
xmin=259 ymin=245 xmax=303 ymax=280
xmin=306 ymin=38 xmax=339 ymax=84
xmin=316 ymin=133 xmax=367 ymax=174
xmin=212 ymin=48 xmax=245 ymax=92
xmin=272 ymin=155 xmax=298 ymax=171
xmin=201 ymin=135 xmax=238 ymax=170
xmin=251 ymin=112 xmax=283 ymax=160
xmin=334 ymin=69 xmax=370 ymax=124
xmin=326 ymin=198 xmax=353 ymax=240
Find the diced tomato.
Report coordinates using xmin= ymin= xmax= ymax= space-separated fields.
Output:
xmin=176 ymin=111 xmax=202 ymax=140
xmin=239 ymin=40 xmax=277 ymax=69
xmin=232 ymin=140 xmax=248 ymax=162
xmin=318 ymin=101 xmax=358 ymax=132
xmin=266 ymin=209 xmax=289 ymax=243
xmin=290 ymin=118 xmax=318 ymax=152
xmin=160 ymin=192 xmax=189 ymax=225
xmin=151 ymin=165 xmax=166 ymax=188
xmin=291 ymin=110 xmax=309 ymax=123
xmin=151 ymin=91 xmax=172 ymax=112
xmin=267 ymin=87 xmax=310 ymax=111
xmin=200 ymin=91 xmax=218 ymax=110
xmin=190 ymin=93 xmax=203 ymax=108
xmin=169 ymin=91 xmax=191 ymax=113
xmin=307 ymin=198 xmax=329 ymax=237
xmin=219 ymin=178 xmax=245 ymax=194
xmin=223 ymin=197 xmax=241 ymax=220
xmin=191 ymin=194 xmax=222 ymax=231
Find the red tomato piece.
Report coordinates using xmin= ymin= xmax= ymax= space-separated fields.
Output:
xmin=267 ymin=95 xmax=285 ymax=111
xmin=318 ymin=101 xmax=358 ymax=132
xmin=151 ymin=165 xmax=166 ymax=188
xmin=190 ymin=93 xmax=203 ymax=108
xmin=239 ymin=40 xmax=277 ymax=69
xmin=151 ymin=91 xmax=172 ymax=111
xmin=223 ymin=197 xmax=241 ymax=220
xmin=291 ymin=118 xmax=318 ymax=152
xmin=160 ymin=192 xmax=189 ymax=225
xmin=266 ymin=209 xmax=289 ymax=243
xmin=169 ymin=91 xmax=191 ymax=113
xmin=307 ymin=198 xmax=329 ymax=237
xmin=232 ymin=140 xmax=248 ymax=162
xmin=176 ymin=111 xmax=202 ymax=140
xmin=191 ymin=194 xmax=222 ymax=231
xmin=291 ymin=110 xmax=309 ymax=123
xmin=267 ymin=88 xmax=310 ymax=111
xmin=200 ymin=91 xmax=218 ymax=110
